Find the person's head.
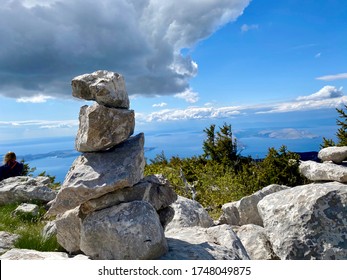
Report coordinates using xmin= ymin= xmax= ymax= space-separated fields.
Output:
xmin=4 ymin=152 xmax=17 ymax=164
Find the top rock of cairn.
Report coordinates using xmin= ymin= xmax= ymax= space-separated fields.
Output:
xmin=71 ymin=70 xmax=129 ymax=109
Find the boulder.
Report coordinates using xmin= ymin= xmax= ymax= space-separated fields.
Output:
xmin=75 ymin=103 xmax=135 ymax=152
xmin=299 ymin=160 xmax=347 ymax=182
xmin=165 ymin=196 xmax=214 ymax=231
xmin=161 ymin=225 xmax=250 ymax=260
xmin=257 ymin=182 xmax=347 ymax=260
xmin=12 ymin=203 xmax=40 ymax=218
xmin=218 ymin=184 xmax=289 ymax=226
xmin=0 ymin=231 xmax=19 ymax=255
xmin=71 ymin=70 xmax=129 ymax=109
xmin=318 ymin=146 xmax=347 ymax=164
xmin=80 ymin=174 xmax=177 ymax=214
xmin=0 ymin=176 xmax=57 ymax=206
xmin=234 ymin=224 xmax=279 ymax=260
xmin=0 ymin=248 xmax=89 ymax=260
xmin=80 ymin=201 xmax=167 ymax=260
xmin=46 ymin=133 xmax=145 ymax=216
xmin=55 ymin=207 xmax=82 ymax=254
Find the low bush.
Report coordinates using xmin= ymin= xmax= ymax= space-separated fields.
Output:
xmin=145 ymin=123 xmax=310 ymax=217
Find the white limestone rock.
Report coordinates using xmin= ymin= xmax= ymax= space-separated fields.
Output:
xmin=161 ymin=225 xmax=250 ymax=260
xmin=0 ymin=176 xmax=57 ymax=206
xmin=0 ymin=248 xmax=89 ymax=260
xmin=12 ymin=203 xmax=40 ymax=218
xmin=299 ymin=160 xmax=347 ymax=182
xmin=46 ymin=133 xmax=145 ymax=216
xmin=75 ymin=103 xmax=135 ymax=152
xmin=80 ymin=200 xmax=168 ymax=260
xmin=165 ymin=196 xmax=214 ymax=231
xmin=72 ymin=70 xmax=129 ymax=108
xmin=234 ymin=224 xmax=279 ymax=260
xmin=80 ymin=174 xmax=177 ymax=214
xmin=218 ymin=184 xmax=289 ymax=226
xmin=55 ymin=207 xmax=82 ymax=254
xmin=258 ymin=182 xmax=347 ymax=260
xmin=318 ymin=146 xmax=347 ymax=164
xmin=0 ymin=231 xmax=20 ymax=255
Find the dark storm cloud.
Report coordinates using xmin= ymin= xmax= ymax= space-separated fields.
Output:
xmin=0 ymin=0 xmax=250 ymax=99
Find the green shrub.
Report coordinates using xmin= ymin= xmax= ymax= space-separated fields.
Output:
xmin=145 ymin=124 xmax=310 ymax=217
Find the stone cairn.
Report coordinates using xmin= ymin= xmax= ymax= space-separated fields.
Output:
xmin=299 ymin=146 xmax=347 ymax=183
xmin=46 ymin=70 xmax=177 ymax=260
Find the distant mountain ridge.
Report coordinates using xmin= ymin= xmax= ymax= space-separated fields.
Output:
xmin=17 ymin=150 xmax=81 ymax=161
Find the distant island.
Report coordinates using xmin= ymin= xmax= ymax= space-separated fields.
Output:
xmin=14 ymin=146 xmax=158 ymax=162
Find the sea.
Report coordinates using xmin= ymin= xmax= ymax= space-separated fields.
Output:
xmin=0 ymin=128 xmax=324 ymax=184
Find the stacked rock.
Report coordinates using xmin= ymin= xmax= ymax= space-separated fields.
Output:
xmin=299 ymin=146 xmax=347 ymax=183
xmin=47 ymin=70 xmax=177 ymax=260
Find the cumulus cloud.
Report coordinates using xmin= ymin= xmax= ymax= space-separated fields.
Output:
xmin=296 ymin=86 xmax=343 ymax=101
xmin=138 ymin=106 xmax=241 ymax=122
xmin=137 ymin=85 xmax=347 ymax=122
xmin=174 ymin=88 xmax=199 ymax=103
xmin=16 ymin=94 xmax=55 ymax=103
xmin=258 ymin=128 xmax=318 ymax=140
xmin=316 ymin=73 xmax=347 ymax=81
xmin=256 ymin=86 xmax=346 ymax=114
xmin=0 ymin=0 xmax=250 ymax=99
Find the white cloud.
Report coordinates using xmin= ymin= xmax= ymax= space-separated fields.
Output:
xmin=137 ymin=86 xmax=347 ymax=121
xmin=316 ymin=73 xmax=347 ymax=81
xmin=315 ymin=52 xmax=321 ymax=58
xmin=241 ymin=23 xmax=259 ymax=32
xmin=16 ymin=94 xmax=55 ymax=103
xmin=152 ymin=102 xmax=168 ymax=108
xmin=138 ymin=106 xmax=241 ymax=122
xmin=0 ymin=0 xmax=251 ymax=99
xmin=255 ymin=86 xmax=347 ymax=114
xmin=174 ymin=88 xmax=199 ymax=103
xmin=259 ymin=128 xmax=317 ymax=140
xmin=0 ymin=120 xmax=78 ymax=128
xmin=296 ymin=86 xmax=343 ymax=101
xmin=256 ymin=96 xmax=347 ymax=114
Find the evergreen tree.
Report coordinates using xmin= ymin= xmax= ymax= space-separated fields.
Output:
xmin=203 ymin=124 xmax=217 ymax=161
xmin=202 ymin=122 xmax=238 ymax=166
xmin=335 ymin=106 xmax=347 ymax=145
xmin=322 ymin=105 xmax=347 ymax=147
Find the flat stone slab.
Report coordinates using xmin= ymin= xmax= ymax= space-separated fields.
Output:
xmin=47 ymin=133 xmax=145 ymax=216
xmin=161 ymin=225 xmax=250 ymax=260
xmin=0 ymin=248 xmax=89 ymax=260
xmin=80 ymin=174 xmax=177 ymax=214
xmin=0 ymin=176 xmax=57 ymax=206
xmin=299 ymin=160 xmax=347 ymax=182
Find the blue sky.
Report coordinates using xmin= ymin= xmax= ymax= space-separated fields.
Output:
xmin=1 ymin=0 xmax=347 ymax=158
